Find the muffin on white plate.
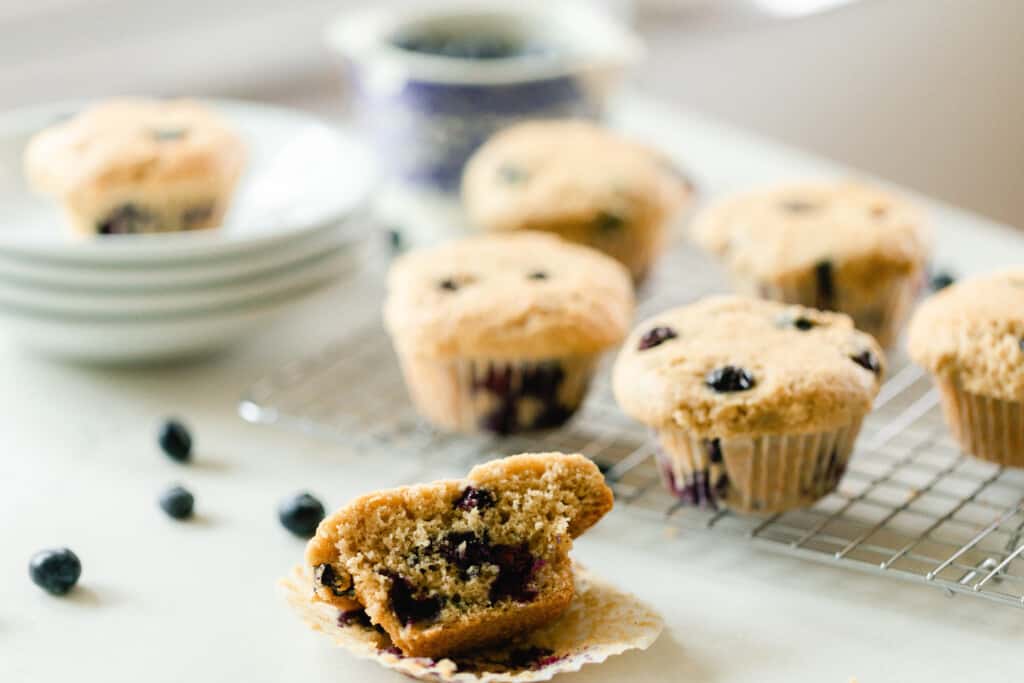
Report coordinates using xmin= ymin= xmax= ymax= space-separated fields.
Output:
xmin=24 ymin=98 xmax=246 ymax=236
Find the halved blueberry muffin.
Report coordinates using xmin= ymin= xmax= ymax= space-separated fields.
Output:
xmin=613 ymin=296 xmax=885 ymax=514
xmin=384 ymin=231 xmax=634 ymax=435
xmin=24 ymin=98 xmax=245 ymax=236
xmin=305 ymin=452 xmax=613 ymax=659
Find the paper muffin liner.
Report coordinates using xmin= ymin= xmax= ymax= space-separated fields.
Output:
xmin=280 ymin=563 xmax=663 ymax=682
xmin=395 ymin=354 xmax=601 ymax=435
xmin=735 ymin=270 xmax=922 ymax=348
xmin=653 ymin=418 xmax=865 ymax=514
xmin=935 ymin=379 xmax=1024 ymax=468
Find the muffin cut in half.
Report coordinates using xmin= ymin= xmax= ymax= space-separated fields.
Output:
xmin=305 ymin=453 xmax=613 ymax=659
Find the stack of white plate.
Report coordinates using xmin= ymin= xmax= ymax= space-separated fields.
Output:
xmin=0 ymin=99 xmax=376 ymax=364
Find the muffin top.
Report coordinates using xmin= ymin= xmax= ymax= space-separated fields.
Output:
xmin=461 ymin=120 xmax=692 ymax=236
xmin=384 ymin=232 xmax=634 ymax=359
xmin=24 ymin=98 xmax=245 ymax=200
xmin=907 ymin=269 xmax=1024 ymax=401
xmin=613 ymin=296 xmax=885 ymax=437
xmin=691 ymin=181 xmax=930 ymax=283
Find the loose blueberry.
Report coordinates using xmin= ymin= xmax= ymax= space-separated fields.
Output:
xmin=439 ymin=278 xmax=459 ymax=291
xmin=638 ymin=326 xmax=678 ymax=351
xmin=930 ymin=270 xmax=955 ymax=291
xmin=382 ymin=572 xmax=442 ymax=625
xmin=705 ymin=366 xmax=756 ymax=393
xmin=527 ymin=270 xmax=547 ymax=280
xmin=158 ymin=419 xmax=193 ymax=463
xmin=159 ymin=484 xmax=194 ymax=520
xmin=29 ymin=548 xmax=81 ymax=596
xmin=278 ymin=492 xmax=325 ymax=538
xmin=814 ymin=260 xmax=835 ymax=310
xmin=453 ymin=486 xmax=496 ymax=512
xmin=594 ymin=211 xmax=626 ymax=233
xmin=850 ymin=350 xmax=881 ymax=375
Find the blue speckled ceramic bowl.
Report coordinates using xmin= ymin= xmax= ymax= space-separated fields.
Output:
xmin=327 ymin=2 xmax=643 ymax=197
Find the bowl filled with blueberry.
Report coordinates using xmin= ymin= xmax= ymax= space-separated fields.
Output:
xmin=327 ymin=1 xmax=643 ymax=204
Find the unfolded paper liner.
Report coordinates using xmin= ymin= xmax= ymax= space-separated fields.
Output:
xmin=655 ymin=418 xmax=865 ymax=515
xmin=734 ymin=271 xmax=920 ymax=348
xmin=280 ymin=563 xmax=663 ymax=682
xmin=936 ymin=379 xmax=1024 ymax=468
xmin=395 ymin=353 xmax=600 ymax=434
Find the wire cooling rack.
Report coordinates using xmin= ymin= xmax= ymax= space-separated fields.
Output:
xmin=240 ymin=240 xmax=1024 ymax=608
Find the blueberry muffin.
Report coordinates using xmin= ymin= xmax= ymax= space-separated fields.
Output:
xmin=305 ymin=452 xmax=614 ymax=659
xmin=461 ymin=120 xmax=694 ymax=282
xmin=613 ymin=296 xmax=885 ymax=514
xmin=907 ymin=270 xmax=1024 ymax=467
xmin=384 ymin=231 xmax=634 ymax=434
xmin=24 ymin=98 xmax=245 ymax=236
xmin=691 ymin=180 xmax=931 ymax=347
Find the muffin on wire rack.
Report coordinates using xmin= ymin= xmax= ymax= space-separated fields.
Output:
xmin=908 ymin=269 xmax=1024 ymax=467
xmin=462 ymin=120 xmax=694 ymax=283
xmin=384 ymin=231 xmax=634 ymax=435
xmin=690 ymin=180 xmax=930 ymax=347
xmin=613 ymin=295 xmax=885 ymax=514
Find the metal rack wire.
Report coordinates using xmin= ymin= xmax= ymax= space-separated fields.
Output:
xmin=240 ymin=241 xmax=1024 ymax=608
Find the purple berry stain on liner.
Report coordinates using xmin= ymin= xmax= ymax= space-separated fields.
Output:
xmin=637 ymin=326 xmax=677 ymax=351
xmin=474 ymin=362 xmax=573 ymax=435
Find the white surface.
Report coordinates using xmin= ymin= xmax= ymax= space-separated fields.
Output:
xmin=4 ymin=94 xmax=1024 ymax=683
xmin=0 ymin=99 xmax=375 ymax=262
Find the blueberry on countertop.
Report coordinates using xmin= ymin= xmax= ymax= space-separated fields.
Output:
xmin=159 ymin=484 xmax=195 ymax=520
xmin=29 ymin=548 xmax=81 ymax=596
xmin=158 ymin=419 xmax=193 ymax=463
xmin=705 ymin=365 xmax=756 ymax=393
xmin=279 ymin=492 xmax=326 ymax=538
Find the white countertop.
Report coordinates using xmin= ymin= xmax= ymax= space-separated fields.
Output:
xmin=4 ymin=94 xmax=1024 ymax=682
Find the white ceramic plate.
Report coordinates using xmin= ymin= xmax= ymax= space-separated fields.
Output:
xmin=0 ymin=218 xmax=365 ymax=291
xmin=0 ymin=99 xmax=376 ymax=264
xmin=0 ymin=239 xmax=361 ymax=316
xmin=0 ymin=287 xmax=318 ymax=364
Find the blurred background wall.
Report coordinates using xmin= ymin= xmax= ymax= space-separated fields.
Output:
xmin=0 ymin=0 xmax=1020 ymax=227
